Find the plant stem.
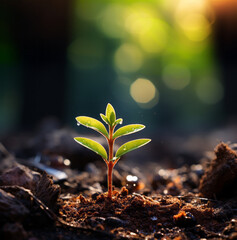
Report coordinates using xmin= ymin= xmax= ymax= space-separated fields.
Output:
xmin=107 ymin=125 xmax=115 ymax=199
xmin=107 ymin=161 xmax=113 ymax=199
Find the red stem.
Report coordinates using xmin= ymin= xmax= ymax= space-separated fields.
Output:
xmin=107 ymin=125 xmax=115 ymax=199
xmin=107 ymin=161 xmax=113 ymax=199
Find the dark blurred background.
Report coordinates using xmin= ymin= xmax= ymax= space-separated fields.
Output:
xmin=1 ymin=0 xmax=237 ymax=136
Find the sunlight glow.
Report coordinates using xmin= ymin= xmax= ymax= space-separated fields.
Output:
xmin=175 ymin=0 xmax=211 ymax=41
xmin=176 ymin=0 xmax=207 ymax=13
xmin=177 ymin=13 xmax=211 ymax=41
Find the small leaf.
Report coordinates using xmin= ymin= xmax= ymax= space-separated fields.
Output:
xmin=115 ymin=139 xmax=151 ymax=158
xmin=106 ymin=103 xmax=116 ymax=126
xmin=113 ymin=124 xmax=145 ymax=139
xmin=100 ymin=114 xmax=110 ymax=125
xmin=113 ymin=118 xmax=123 ymax=127
xmin=74 ymin=137 xmax=108 ymax=160
xmin=110 ymin=112 xmax=116 ymax=125
xmin=76 ymin=116 xmax=108 ymax=138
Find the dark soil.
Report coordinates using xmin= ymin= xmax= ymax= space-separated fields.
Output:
xmin=59 ymin=187 xmax=220 ymax=239
xmin=0 ymin=126 xmax=237 ymax=239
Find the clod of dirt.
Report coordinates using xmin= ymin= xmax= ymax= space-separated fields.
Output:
xmin=0 ymin=164 xmax=41 ymax=190
xmin=0 ymin=189 xmax=29 ymax=223
xmin=199 ymin=143 xmax=237 ymax=198
xmin=0 ymin=164 xmax=60 ymax=209
xmin=34 ymin=172 xmax=61 ymax=209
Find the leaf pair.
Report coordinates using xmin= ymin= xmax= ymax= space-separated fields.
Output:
xmin=74 ymin=137 xmax=151 ymax=161
xmin=74 ymin=103 xmax=151 ymax=161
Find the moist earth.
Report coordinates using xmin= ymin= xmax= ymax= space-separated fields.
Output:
xmin=0 ymin=128 xmax=236 ymax=240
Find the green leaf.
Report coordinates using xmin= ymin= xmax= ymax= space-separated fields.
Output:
xmin=76 ymin=116 xmax=108 ymax=138
xmin=110 ymin=112 xmax=116 ymax=125
xmin=115 ymin=139 xmax=151 ymax=158
xmin=106 ymin=103 xmax=116 ymax=126
xmin=74 ymin=137 xmax=108 ymax=160
xmin=100 ymin=114 xmax=109 ymax=125
xmin=114 ymin=118 xmax=123 ymax=127
xmin=113 ymin=124 xmax=145 ymax=139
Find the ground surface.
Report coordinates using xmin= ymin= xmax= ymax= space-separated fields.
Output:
xmin=0 ymin=126 xmax=236 ymax=239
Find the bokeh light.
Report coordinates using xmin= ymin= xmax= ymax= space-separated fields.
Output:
xmin=130 ymin=78 xmax=158 ymax=108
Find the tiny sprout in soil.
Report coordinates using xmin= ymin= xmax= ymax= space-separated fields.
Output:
xmin=74 ymin=103 xmax=151 ymax=199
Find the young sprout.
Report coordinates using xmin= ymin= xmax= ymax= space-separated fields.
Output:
xmin=74 ymin=103 xmax=151 ymax=199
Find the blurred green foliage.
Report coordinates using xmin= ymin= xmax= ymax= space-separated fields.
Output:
xmin=0 ymin=0 xmax=223 ymax=134
xmin=67 ymin=0 xmax=222 ymax=132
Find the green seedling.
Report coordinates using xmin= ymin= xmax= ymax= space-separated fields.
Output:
xmin=74 ymin=103 xmax=151 ymax=199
